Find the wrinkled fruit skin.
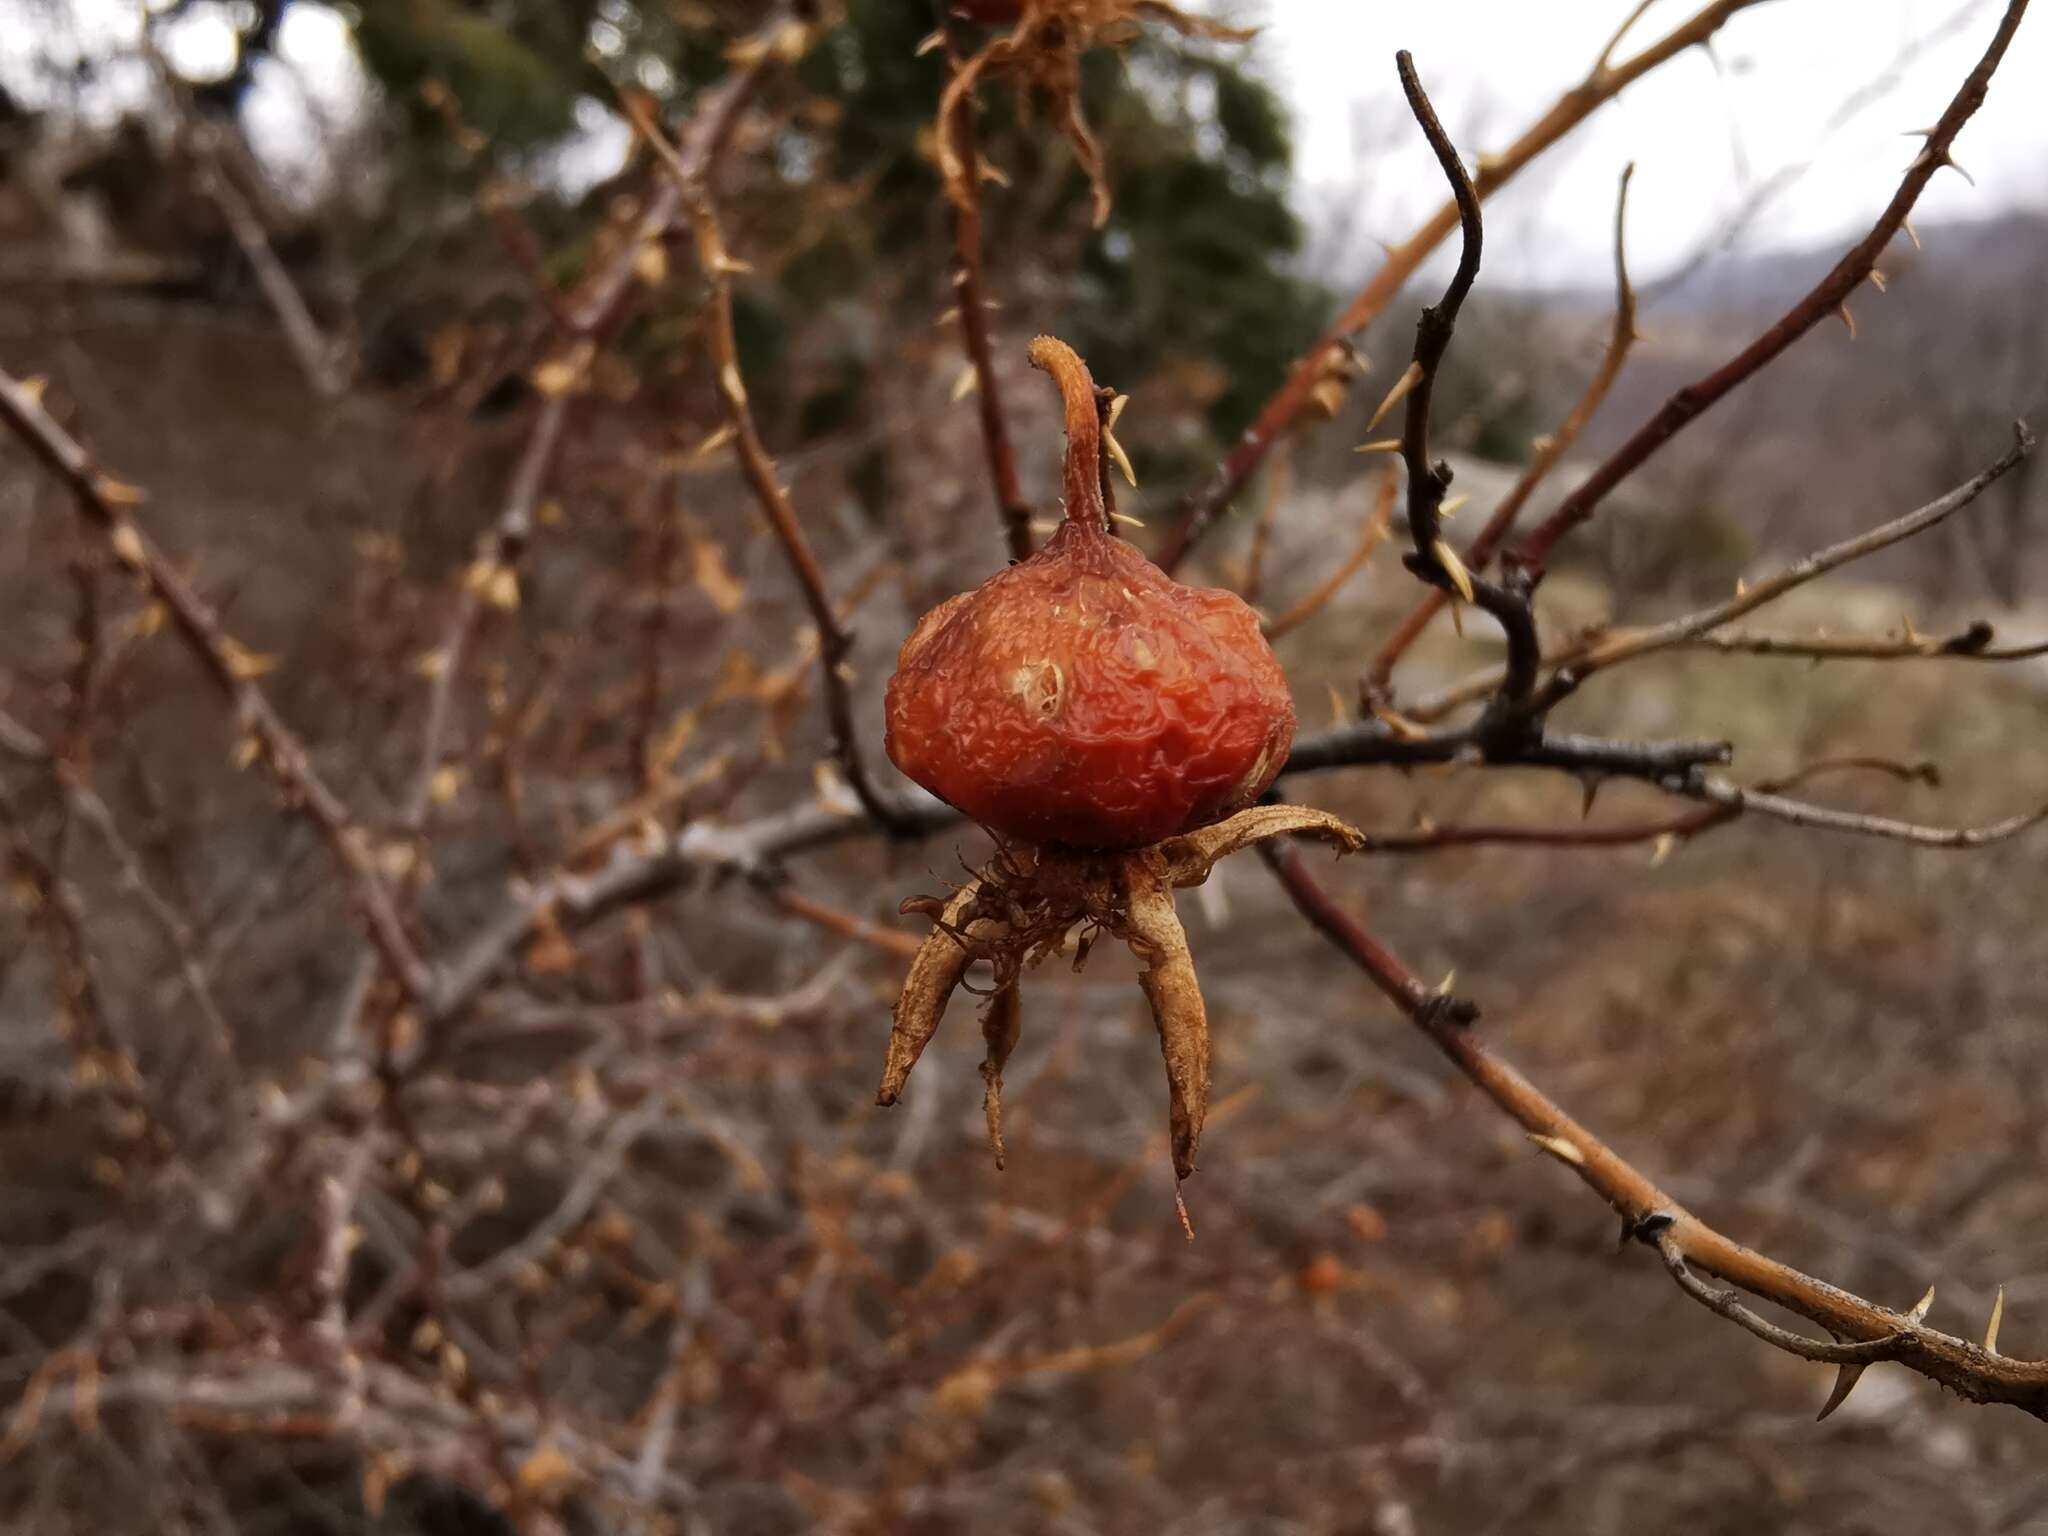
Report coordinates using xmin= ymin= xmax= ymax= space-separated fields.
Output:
xmin=885 ymin=519 xmax=1296 ymax=850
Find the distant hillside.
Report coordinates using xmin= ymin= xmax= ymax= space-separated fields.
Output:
xmin=1491 ymin=209 xmax=2048 ymax=606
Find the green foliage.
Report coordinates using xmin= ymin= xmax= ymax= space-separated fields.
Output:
xmin=351 ymin=0 xmax=599 ymax=148
xmin=1066 ymin=46 xmax=1328 ymax=460
xmin=284 ymin=3 xmax=1326 ymax=475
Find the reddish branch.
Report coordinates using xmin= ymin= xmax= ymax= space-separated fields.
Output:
xmin=1155 ymin=0 xmax=1774 ymax=573
xmin=1512 ymin=0 xmax=2031 ymax=575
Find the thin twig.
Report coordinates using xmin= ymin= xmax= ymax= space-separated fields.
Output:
xmin=1674 ymin=775 xmax=2047 ymax=847
xmin=0 ymin=369 xmax=434 ymax=1005
xmin=1407 ymin=426 xmax=2034 ymax=722
xmin=1261 ymin=471 xmax=1395 ymax=640
xmin=666 ymin=146 xmax=914 ymax=836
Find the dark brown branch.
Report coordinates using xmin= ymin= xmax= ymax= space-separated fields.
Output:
xmin=1382 ymin=51 xmax=1541 ymax=737
xmin=1370 ymin=163 xmax=1638 ymax=690
xmin=1512 ymin=0 xmax=2031 ymax=574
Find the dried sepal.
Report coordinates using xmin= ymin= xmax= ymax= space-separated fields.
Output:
xmin=1123 ymin=862 xmax=1209 ymax=1180
xmin=1155 ymin=804 xmax=1365 ymax=887
xmin=877 ymin=874 xmax=1011 ymax=1106
xmin=979 ymin=982 xmax=1023 ymax=1169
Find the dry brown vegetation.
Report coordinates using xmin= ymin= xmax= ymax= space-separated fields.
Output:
xmin=2 ymin=3 xmax=2047 ymax=1532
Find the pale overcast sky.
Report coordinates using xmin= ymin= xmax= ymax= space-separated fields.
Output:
xmin=1244 ymin=0 xmax=2048 ymax=286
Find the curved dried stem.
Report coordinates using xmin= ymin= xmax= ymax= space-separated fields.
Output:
xmin=1028 ymin=334 xmax=1111 ymax=531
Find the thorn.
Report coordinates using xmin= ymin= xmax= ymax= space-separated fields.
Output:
xmin=1903 ymin=216 xmax=1921 ymax=251
xmin=1909 ymin=1284 xmax=1936 ymax=1322
xmin=1433 ymin=540 xmax=1475 ymax=605
xmin=1436 ymin=969 xmax=1456 ymax=996
xmin=951 ymin=363 xmax=979 ymax=403
xmin=1869 ymin=269 xmax=1888 ymax=294
xmin=1105 ymin=430 xmax=1138 ymax=489
xmin=690 ymin=422 xmax=736 ymax=462
xmin=1985 ymin=1286 xmax=2005 ymax=1354
xmin=978 ymin=160 xmax=1010 ymax=188
xmin=1528 ymin=1132 xmax=1585 ymax=1167
xmin=1354 ymin=438 xmax=1402 ymax=455
xmin=1817 ymin=1363 xmax=1867 ymax=1422
xmin=1174 ymin=1184 xmax=1196 ymax=1242
xmin=1838 ymin=302 xmax=1857 ymax=341
xmin=1366 ymin=361 xmax=1424 ymax=431
xmin=1901 ymin=612 xmax=1921 ymax=645
xmin=1438 ymin=494 xmax=1470 ymax=520
xmin=1579 ymin=774 xmax=1602 ymax=819
xmin=915 ymin=28 xmax=945 ymax=55
xmin=1109 ymin=510 xmax=1145 ymax=528
xmin=1649 ymin=832 xmax=1677 ymax=868
xmin=1449 ymin=601 xmax=1464 ymax=638
xmin=1107 ymin=393 xmax=1130 ymax=431
xmin=934 ymin=305 xmax=960 ymax=327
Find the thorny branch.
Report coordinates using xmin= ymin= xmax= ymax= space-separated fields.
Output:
xmin=1402 ymin=425 xmax=2037 ymax=725
xmin=327 ymin=9 xmax=803 ymax=1048
xmin=665 ymin=131 xmax=918 ymax=838
xmin=1510 ymin=0 xmax=2032 ymax=576
xmin=5 ymin=3 xmax=2048 ymax=1522
xmin=1262 ymin=843 xmax=2048 ymax=1421
xmin=0 ymin=368 xmax=435 ymax=1007
xmin=1382 ymin=51 xmax=1542 ymax=745
xmin=1156 ymin=0 xmax=1774 ymax=572
xmin=1368 ymin=162 xmax=1639 ymax=689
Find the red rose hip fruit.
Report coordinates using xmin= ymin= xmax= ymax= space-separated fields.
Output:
xmin=884 ymin=336 xmax=1295 ymax=850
